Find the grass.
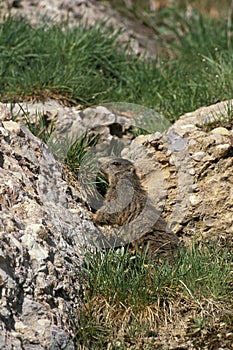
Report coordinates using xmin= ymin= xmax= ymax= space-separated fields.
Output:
xmin=65 ymin=131 xmax=109 ymax=203
xmin=10 ymin=102 xmax=55 ymax=143
xmin=196 ymin=99 xmax=233 ymax=131
xmin=75 ymin=244 xmax=232 ymax=349
xmin=1 ymin=11 xmax=233 ymax=123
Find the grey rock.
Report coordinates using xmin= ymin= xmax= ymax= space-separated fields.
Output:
xmin=0 ymin=104 xmax=103 ymax=348
xmin=191 ymin=151 xmax=206 ymax=161
xmin=167 ymin=129 xmax=188 ymax=152
xmin=122 ymin=101 xmax=233 ymax=246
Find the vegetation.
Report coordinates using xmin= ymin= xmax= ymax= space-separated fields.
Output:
xmin=1 ymin=8 xmax=233 ymax=122
xmin=65 ymin=131 xmax=109 ymax=202
xmin=75 ymin=244 xmax=232 ymax=349
xmin=196 ymin=99 xmax=233 ymax=130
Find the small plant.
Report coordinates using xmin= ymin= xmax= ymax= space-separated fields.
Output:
xmin=65 ymin=131 xmax=109 ymax=206
xmin=196 ymin=100 xmax=233 ymax=131
xmin=11 ymin=103 xmax=55 ymax=143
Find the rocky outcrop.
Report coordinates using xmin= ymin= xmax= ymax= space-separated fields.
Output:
xmin=0 ymin=99 xmax=232 ymax=347
xmin=8 ymin=99 xmax=233 ymax=250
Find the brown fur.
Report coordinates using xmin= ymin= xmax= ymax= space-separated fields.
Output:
xmin=93 ymin=157 xmax=179 ymax=260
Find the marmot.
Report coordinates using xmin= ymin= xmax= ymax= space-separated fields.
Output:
xmin=93 ymin=157 xmax=179 ymax=260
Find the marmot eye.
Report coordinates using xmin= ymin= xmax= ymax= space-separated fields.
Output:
xmin=112 ymin=161 xmax=120 ymax=166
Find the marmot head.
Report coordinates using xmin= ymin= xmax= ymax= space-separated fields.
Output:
xmin=98 ymin=157 xmax=136 ymax=186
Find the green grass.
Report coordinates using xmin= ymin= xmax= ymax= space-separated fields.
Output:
xmin=75 ymin=244 xmax=232 ymax=349
xmin=1 ymin=12 xmax=233 ymax=123
xmin=63 ymin=131 xmax=109 ymax=207
xmin=11 ymin=103 xmax=55 ymax=143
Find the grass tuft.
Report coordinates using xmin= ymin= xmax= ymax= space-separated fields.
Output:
xmin=196 ymin=100 xmax=233 ymax=131
xmin=64 ymin=131 xmax=109 ymax=205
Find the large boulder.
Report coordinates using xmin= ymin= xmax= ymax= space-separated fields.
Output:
xmin=0 ymin=103 xmax=101 ymax=349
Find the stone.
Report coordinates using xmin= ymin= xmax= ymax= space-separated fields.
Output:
xmin=0 ymin=102 xmax=11 ymax=121
xmin=214 ymin=143 xmax=231 ymax=158
xmin=122 ymin=101 xmax=233 ymax=246
xmin=188 ymin=168 xmax=195 ymax=176
xmin=189 ymin=194 xmax=201 ymax=206
xmin=2 ymin=120 xmax=21 ymax=133
xmin=191 ymin=151 xmax=206 ymax=161
xmin=211 ymin=127 xmax=230 ymax=136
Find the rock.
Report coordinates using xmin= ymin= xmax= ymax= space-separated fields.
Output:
xmin=188 ymin=168 xmax=195 ymax=176
xmin=189 ymin=194 xmax=202 ymax=206
xmin=171 ymin=99 xmax=233 ymax=136
xmin=211 ymin=127 xmax=230 ymax=135
xmin=191 ymin=151 xmax=206 ymax=161
xmin=0 ymin=103 xmax=11 ymax=121
xmin=7 ymin=99 xmax=233 ymax=250
xmin=0 ymin=104 xmax=103 ymax=349
xmin=10 ymin=100 xmax=162 ymax=162
xmin=2 ymin=120 xmax=21 ymax=133
xmin=214 ymin=143 xmax=231 ymax=158
xmin=122 ymin=101 xmax=233 ymax=246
